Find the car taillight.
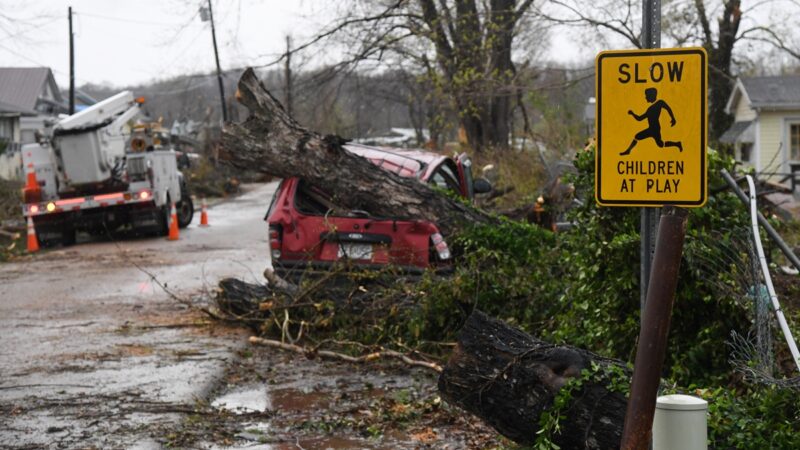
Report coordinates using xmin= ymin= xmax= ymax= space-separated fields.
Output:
xmin=269 ymin=223 xmax=282 ymax=259
xmin=431 ymin=232 xmax=451 ymax=260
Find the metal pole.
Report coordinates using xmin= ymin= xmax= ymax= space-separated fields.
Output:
xmin=621 ymin=207 xmax=689 ymax=450
xmin=639 ymin=0 xmax=661 ymax=316
xmin=68 ymin=6 xmax=75 ymax=115
xmin=285 ymin=35 xmax=293 ymax=117
xmin=207 ymin=0 xmax=228 ymax=122
xmin=720 ymin=169 xmax=800 ymax=273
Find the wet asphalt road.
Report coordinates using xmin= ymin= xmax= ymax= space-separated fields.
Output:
xmin=0 ymin=182 xmax=278 ymax=449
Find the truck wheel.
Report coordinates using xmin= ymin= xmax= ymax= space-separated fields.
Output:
xmin=156 ymin=203 xmax=170 ymax=237
xmin=61 ymin=226 xmax=76 ymax=246
xmin=35 ymin=228 xmax=60 ymax=248
xmin=177 ymin=196 xmax=194 ymax=229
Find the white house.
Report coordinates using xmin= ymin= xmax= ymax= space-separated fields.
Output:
xmin=721 ymin=75 xmax=800 ymax=183
xmin=0 ymin=67 xmax=66 ymax=180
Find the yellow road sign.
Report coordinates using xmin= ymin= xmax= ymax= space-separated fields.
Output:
xmin=595 ymin=47 xmax=707 ymax=207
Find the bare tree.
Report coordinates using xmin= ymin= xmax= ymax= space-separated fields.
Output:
xmin=280 ymin=0 xmax=544 ymax=152
xmin=539 ymin=0 xmax=800 ymax=142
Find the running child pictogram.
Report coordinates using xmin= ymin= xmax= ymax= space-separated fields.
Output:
xmin=620 ymin=87 xmax=683 ymax=156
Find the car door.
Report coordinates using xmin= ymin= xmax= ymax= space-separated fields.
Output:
xmin=429 ymin=159 xmax=466 ymax=198
xmin=456 ymin=153 xmax=475 ymax=199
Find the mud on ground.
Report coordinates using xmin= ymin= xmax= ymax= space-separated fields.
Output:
xmin=163 ymin=342 xmax=507 ymax=449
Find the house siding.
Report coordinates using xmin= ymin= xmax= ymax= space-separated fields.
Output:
xmin=734 ymin=96 xmax=757 ymax=121
xmin=759 ymin=111 xmax=790 ymax=180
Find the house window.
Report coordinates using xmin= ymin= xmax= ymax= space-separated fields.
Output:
xmin=740 ymin=143 xmax=753 ymax=163
xmin=792 ymin=123 xmax=800 ymax=161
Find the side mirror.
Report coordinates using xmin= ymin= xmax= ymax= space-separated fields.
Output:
xmin=474 ymin=177 xmax=492 ymax=194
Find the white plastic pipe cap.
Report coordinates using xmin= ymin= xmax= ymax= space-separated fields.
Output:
xmin=653 ymin=394 xmax=708 ymax=450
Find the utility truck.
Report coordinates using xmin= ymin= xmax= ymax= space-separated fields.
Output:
xmin=21 ymin=91 xmax=193 ymax=246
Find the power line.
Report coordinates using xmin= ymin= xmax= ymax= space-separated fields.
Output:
xmin=0 ymin=42 xmax=92 ymax=84
xmin=73 ymin=11 xmax=186 ymax=28
xmin=0 ymin=17 xmax=62 ymax=43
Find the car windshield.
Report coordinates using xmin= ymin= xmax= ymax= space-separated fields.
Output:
xmin=295 ymin=180 xmax=367 ymax=217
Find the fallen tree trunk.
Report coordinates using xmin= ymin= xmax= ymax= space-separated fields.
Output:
xmin=438 ymin=311 xmax=628 ymax=448
xmin=220 ymin=68 xmax=495 ymax=237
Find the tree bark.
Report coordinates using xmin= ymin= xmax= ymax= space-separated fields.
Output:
xmin=220 ymin=68 xmax=494 ymax=237
xmin=418 ymin=0 xmax=533 ymax=151
xmin=696 ymin=0 xmax=740 ymax=142
xmin=438 ymin=311 xmax=628 ymax=447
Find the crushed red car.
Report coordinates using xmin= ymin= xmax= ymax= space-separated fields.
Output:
xmin=265 ymin=144 xmax=491 ymax=278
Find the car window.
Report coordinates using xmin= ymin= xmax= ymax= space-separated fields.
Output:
xmin=430 ymin=160 xmax=462 ymax=194
xmin=264 ymin=179 xmax=284 ymax=220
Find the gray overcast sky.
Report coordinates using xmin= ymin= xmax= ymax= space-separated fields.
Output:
xmin=0 ymin=1 xmax=594 ymax=88
xmin=1 ymin=1 xmax=792 ymax=89
xmin=0 ymin=1 xmax=345 ymax=87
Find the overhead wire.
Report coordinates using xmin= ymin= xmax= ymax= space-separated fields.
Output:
xmin=73 ymin=11 xmax=186 ymax=28
xmin=0 ymin=16 xmax=62 ymax=43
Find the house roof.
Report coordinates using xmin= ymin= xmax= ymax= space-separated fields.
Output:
xmin=0 ymin=67 xmax=63 ymax=112
xmin=727 ymin=76 xmax=800 ymax=113
xmin=719 ymin=120 xmax=754 ymax=144
xmin=0 ymin=99 xmax=25 ymax=113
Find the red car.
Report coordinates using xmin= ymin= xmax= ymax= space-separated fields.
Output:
xmin=266 ymin=144 xmax=490 ymax=278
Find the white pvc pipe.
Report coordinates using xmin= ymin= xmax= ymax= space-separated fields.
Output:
xmin=653 ymin=395 xmax=708 ymax=450
xmin=746 ymin=175 xmax=800 ymax=373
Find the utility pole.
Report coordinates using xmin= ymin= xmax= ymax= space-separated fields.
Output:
xmin=68 ymin=6 xmax=75 ymax=115
xmin=284 ymin=35 xmax=292 ymax=117
xmin=201 ymin=0 xmax=228 ymax=122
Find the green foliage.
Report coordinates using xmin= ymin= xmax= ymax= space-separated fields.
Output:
xmin=535 ymin=362 xmax=631 ymax=450
xmin=540 ymin=144 xmax=753 ymax=385
xmin=394 ymin=218 xmax=561 ymax=344
xmin=244 ymin=140 xmax=800 ymax=447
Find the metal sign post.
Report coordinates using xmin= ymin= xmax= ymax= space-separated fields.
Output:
xmin=591 ymin=0 xmax=709 ymax=448
xmin=641 ymin=0 xmax=660 ymax=316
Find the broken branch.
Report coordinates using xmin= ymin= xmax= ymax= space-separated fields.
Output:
xmin=248 ymin=336 xmax=443 ymax=373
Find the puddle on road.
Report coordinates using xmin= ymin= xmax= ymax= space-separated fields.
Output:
xmin=269 ymin=387 xmax=331 ymax=413
xmin=206 ymin=435 xmax=391 ymax=450
xmin=212 ymin=386 xmax=270 ymax=414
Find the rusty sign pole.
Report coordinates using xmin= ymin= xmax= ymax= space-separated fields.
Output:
xmin=621 ymin=207 xmax=688 ymax=449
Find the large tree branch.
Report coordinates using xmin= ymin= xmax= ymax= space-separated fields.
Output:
xmin=220 ymin=68 xmax=495 ymax=237
xmin=419 ymin=0 xmax=457 ymax=78
xmin=694 ymin=0 xmax=713 ymax=46
xmin=541 ymin=0 xmax=641 ymax=48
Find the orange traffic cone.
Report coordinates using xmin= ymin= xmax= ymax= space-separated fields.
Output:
xmin=199 ymin=197 xmax=209 ymax=226
xmin=25 ymin=163 xmax=38 ymax=189
xmin=168 ymin=203 xmax=180 ymax=241
xmin=23 ymin=163 xmax=42 ymax=203
xmin=26 ymin=216 xmax=39 ymax=253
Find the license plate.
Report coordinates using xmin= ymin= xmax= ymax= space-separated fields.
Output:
xmin=338 ymin=242 xmax=372 ymax=260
